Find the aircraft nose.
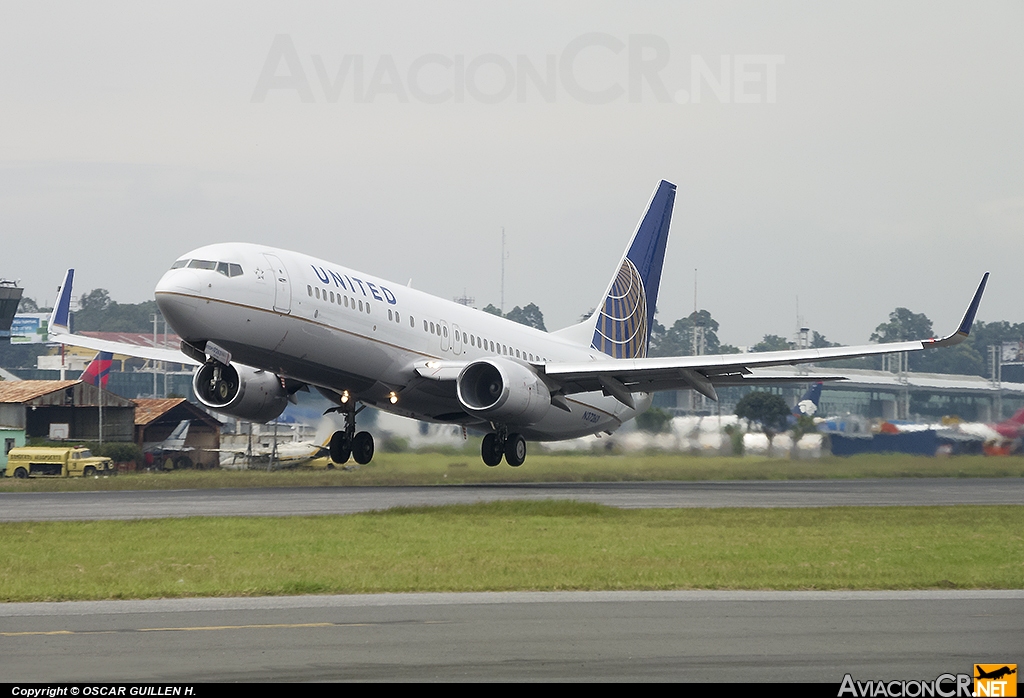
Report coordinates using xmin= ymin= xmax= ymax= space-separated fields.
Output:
xmin=155 ymin=270 xmax=201 ymax=337
xmin=156 ymin=269 xmax=200 ymax=295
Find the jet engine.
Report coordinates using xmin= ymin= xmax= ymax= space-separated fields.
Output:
xmin=456 ymin=358 xmax=551 ymax=425
xmin=193 ymin=361 xmax=289 ymax=423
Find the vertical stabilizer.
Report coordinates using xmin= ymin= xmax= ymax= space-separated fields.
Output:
xmin=49 ymin=269 xmax=75 ymax=334
xmin=589 ymin=180 xmax=676 ymax=359
xmin=81 ymin=351 xmax=114 ymax=389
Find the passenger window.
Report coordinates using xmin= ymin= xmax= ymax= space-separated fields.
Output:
xmin=315 ymin=287 xmax=321 ymax=299
xmin=307 ymin=285 xmax=313 ymax=297
xmin=330 ymin=291 xmax=335 ymax=303
xmin=396 ymin=312 xmax=400 ymax=323
xmin=358 ymin=300 xmax=363 ymax=312
xmin=388 ymin=309 xmax=393 ymax=321
xmin=443 ymin=326 xmax=448 ymax=338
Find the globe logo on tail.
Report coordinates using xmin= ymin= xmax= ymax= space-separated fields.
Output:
xmin=592 ymin=258 xmax=648 ymax=359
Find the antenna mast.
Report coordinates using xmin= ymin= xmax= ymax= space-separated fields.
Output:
xmin=500 ymin=227 xmax=506 ymax=313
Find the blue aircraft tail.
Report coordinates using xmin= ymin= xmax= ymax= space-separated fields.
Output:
xmin=48 ymin=269 xmax=74 ymax=334
xmin=792 ymin=382 xmax=824 ymax=418
xmin=589 ymin=180 xmax=676 ymax=359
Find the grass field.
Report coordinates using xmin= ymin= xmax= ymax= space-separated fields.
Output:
xmin=2 ymin=452 xmax=1024 ymax=492
xmin=1 ymin=502 xmax=1021 ymax=602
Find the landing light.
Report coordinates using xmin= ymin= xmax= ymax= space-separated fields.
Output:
xmin=340 ymin=390 xmax=350 ymax=404
xmin=389 ymin=391 xmax=398 ymax=404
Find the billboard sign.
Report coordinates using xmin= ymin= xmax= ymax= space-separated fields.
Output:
xmin=10 ymin=313 xmax=50 ymax=344
xmin=1001 ymin=341 xmax=1024 ymax=363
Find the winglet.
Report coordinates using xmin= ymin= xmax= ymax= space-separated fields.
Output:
xmin=48 ymin=269 xmax=74 ymax=335
xmin=926 ymin=272 xmax=989 ymax=348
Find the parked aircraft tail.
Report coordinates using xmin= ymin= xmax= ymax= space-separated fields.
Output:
xmin=792 ymin=382 xmax=824 ymax=418
xmin=80 ymin=351 xmax=113 ymax=389
xmin=48 ymin=269 xmax=74 ymax=334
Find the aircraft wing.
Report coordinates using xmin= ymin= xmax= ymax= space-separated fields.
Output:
xmin=542 ymin=273 xmax=989 ymax=405
xmin=46 ymin=269 xmax=201 ymax=367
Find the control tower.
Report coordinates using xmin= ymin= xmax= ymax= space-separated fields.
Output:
xmin=0 ymin=279 xmax=24 ymax=341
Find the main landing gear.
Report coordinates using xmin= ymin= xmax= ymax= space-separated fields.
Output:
xmin=328 ymin=405 xmax=374 ymax=465
xmin=481 ymin=428 xmax=527 ymax=467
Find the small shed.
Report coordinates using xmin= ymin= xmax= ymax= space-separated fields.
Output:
xmin=1 ymin=427 xmax=26 ymax=470
xmin=0 ymin=380 xmax=135 ymax=442
xmin=134 ymin=398 xmax=222 ymax=468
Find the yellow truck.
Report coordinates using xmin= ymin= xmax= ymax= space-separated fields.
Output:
xmin=5 ymin=446 xmax=115 ymax=478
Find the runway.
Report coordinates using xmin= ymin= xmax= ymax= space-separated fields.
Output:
xmin=2 ymin=590 xmax=1021 ymax=682
xmin=3 ymin=480 xmax=1020 ymax=682
xmin=2 ymin=478 xmax=1022 ymax=521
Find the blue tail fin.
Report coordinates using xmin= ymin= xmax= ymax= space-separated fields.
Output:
xmin=48 ymin=269 xmax=74 ymax=334
xmin=590 ymin=180 xmax=676 ymax=359
xmin=792 ymin=382 xmax=823 ymax=417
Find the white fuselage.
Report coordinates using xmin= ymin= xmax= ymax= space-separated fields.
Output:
xmin=155 ymin=243 xmax=649 ymax=440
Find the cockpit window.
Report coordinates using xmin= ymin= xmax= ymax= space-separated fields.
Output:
xmin=183 ymin=259 xmax=244 ymax=277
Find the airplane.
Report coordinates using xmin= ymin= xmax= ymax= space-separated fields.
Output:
xmin=79 ymin=350 xmax=113 ymax=389
xmin=975 ymin=666 xmax=1016 ymax=681
xmin=46 ymin=180 xmax=990 ymax=468
xmin=790 ymin=381 xmax=824 ymax=422
xmin=143 ymin=419 xmax=191 ymax=455
xmin=992 ymin=407 xmax=1024 ymax=440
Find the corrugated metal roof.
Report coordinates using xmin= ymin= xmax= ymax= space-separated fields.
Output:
xmin=133 ymin=398 xmax=187 ymax=425
xmin=0 ymin=380 xmax=79 ymax=403
xmin=132 ymin=398 xmax=222 ymax=428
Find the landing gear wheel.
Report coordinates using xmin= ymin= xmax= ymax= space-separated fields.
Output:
xmin=352 ymin=431 xmax=374 ymax=465
xmin=505 ymin=433 xmax=527 ymax=467
xmin=481 ymin=433 xmax=504 ymax=467
xmin=329 ymin=431 xmax=351 ymax=464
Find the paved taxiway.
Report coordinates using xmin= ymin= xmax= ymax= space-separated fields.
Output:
xmin=2 ymin=478 xmax=1022 ymax=521
xmin=3 ymin=591 xmax=1021 ymax=682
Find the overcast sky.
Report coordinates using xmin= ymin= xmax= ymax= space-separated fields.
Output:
xmin=1 ymin=2 xmax=1021 ymax=347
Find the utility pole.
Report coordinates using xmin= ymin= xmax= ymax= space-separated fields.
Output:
xmin=97 ymin=382 xmax=103 ymax=449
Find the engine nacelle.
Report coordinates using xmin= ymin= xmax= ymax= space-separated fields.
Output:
xmin=193 ymin=361 xmax=289 ymax=423
xmin=456 ymin=358 xmax=551 ymax=425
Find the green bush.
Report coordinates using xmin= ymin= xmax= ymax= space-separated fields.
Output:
xmin=99 ymin=442 xmax=143 ymax=464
